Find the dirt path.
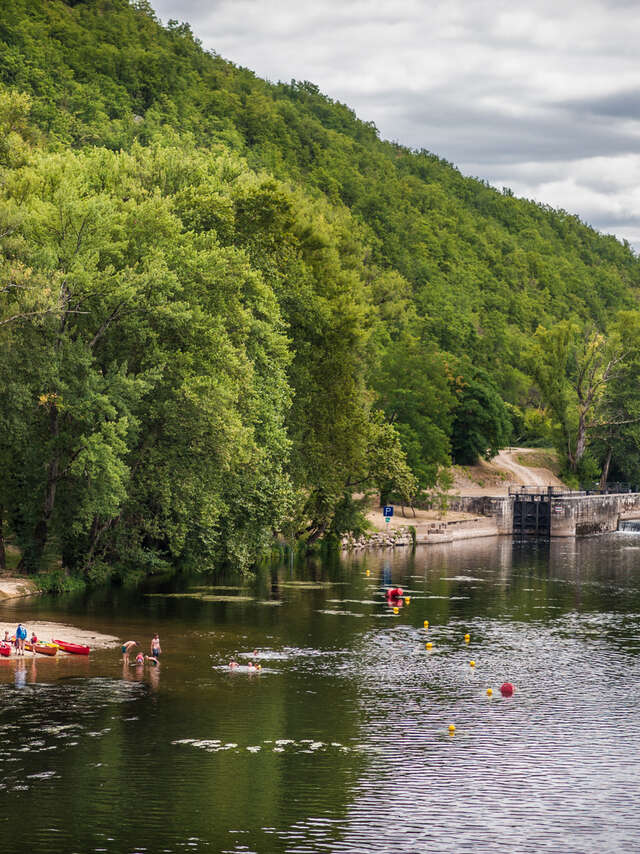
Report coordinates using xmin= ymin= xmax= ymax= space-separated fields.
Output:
xmin=449 ymin=447 xmax=565 ymax=495
xmin=493 ymin=448 xmax=552 ymax=486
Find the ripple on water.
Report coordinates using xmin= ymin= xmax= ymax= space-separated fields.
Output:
xmin=3 ymin=546 xmax=640 ymax=853
xmin=0 ymin=678 xmax=146 ymax=792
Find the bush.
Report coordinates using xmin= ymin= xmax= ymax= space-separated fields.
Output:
xmin=34 ymin=569 xmax=86 ymax=595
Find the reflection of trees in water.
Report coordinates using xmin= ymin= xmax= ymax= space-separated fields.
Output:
xmin=338 ymin=534 xmax=640 ymax=624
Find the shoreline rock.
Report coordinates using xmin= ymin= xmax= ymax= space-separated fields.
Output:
xmin=0 ymin=577 xmax=38 ymax=600
xmin=341 ymin=517 xmax=499 ymax=550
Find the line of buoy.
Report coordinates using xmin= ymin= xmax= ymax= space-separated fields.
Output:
xmin=418 ymin=623 xmax=515 ymax=708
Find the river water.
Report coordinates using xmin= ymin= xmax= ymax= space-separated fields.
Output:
xmin=1 ymin=533 xmax=640 ymax=853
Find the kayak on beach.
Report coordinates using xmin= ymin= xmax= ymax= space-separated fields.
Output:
xmin=24 ymin=641 xmax=58 ymax=656
xmin=0 ymin=643 xmax=10 ymax=657
xmin=52 ymin=639 xmax=90 ymax=655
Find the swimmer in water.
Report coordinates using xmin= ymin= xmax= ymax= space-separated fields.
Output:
xmin=229 ymin=658 xmax=238 ymax=669
xmin=146 ymin=655 xmax=159 ymax=666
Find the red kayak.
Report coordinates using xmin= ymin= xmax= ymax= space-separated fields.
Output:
xmin=0 ymin=643 xmax=10 ymax=657
xmin=52 ymin=639 xmax=90 ymax=656
xmin=25 ymin=641 xmax=58 ymax=656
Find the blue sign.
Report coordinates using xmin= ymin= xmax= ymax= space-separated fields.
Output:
xmin=383 ymin=505 xmax=394 ymax=518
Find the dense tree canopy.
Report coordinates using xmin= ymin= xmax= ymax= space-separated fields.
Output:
xmin=1 ymin=0 xmax=640 ymax=582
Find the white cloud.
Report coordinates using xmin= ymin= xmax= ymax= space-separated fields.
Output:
xmin=151 ymin=0 xmax=640 ymax=250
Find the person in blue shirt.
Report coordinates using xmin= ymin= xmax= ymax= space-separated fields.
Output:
xmin=15 ymin=623 xmax=27 ymax=656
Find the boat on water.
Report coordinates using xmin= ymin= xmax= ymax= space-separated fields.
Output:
xmin=52 ymin=639 xmax=90 ymax=655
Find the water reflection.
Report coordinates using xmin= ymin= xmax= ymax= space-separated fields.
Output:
xmin=0 ymin=534 xmax=639 ymax=852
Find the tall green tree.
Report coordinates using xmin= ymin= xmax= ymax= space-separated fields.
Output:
xmin=527 ymin=321 xmax=631 ymax=478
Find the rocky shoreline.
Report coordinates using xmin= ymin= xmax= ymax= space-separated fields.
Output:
xmin=0 ymin=577 xmax=37 ymax=600
xmin=342 ymin=516 xmax=500 ymax=550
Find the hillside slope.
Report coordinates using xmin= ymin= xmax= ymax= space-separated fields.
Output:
xmin=0 ymin=0 xmax=638 ymax=578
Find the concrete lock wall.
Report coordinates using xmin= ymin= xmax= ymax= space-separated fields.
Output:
xmin=447 ymin=496 xmax=514 ymax=535
xmin=550 ymin=493 xmax=640 ymax=537
xmin=449 ymin=492 xmax=640 ymax=538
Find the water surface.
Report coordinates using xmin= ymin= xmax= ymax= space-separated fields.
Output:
xmin=1 ymin=534 xmax=639 ymax=852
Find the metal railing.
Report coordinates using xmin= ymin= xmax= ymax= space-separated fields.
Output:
xmin=508 ymin=484 xmax=640 ymax=498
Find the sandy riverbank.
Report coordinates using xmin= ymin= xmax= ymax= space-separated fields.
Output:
xmin=0 ymin=577 xmax=119 ymax=649
xmin=0 ymin=620 xmax=119 ymax=650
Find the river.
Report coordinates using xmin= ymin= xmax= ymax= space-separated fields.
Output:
xmin=1 ymin=533 xmax=640 ymax=853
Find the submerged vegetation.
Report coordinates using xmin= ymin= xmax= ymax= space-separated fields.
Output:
xmin=1 ymin=0 xmax=640 ymax=583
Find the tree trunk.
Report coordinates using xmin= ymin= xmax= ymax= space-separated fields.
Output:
xmin=305 ymin=522 xmax=327 ymax=546
xmin=572 ymin=410 xmax=588 ymax=473
xmin=84 ymin=515 xmax=116 ymax=576
xmin=30 ymin=406 xmax=60 ymax=571
xmin=567 ymin=412 xmax=587 ymax=474
xmin=599 ymin=447 xmax=613 ymax=491
xmin=0 ymin=507 xmax=5 ymax=570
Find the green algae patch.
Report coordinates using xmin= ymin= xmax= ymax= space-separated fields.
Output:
xmin=189 ymin=585 xmax=245 ymax=592
xmin=145 ymin=592 xmax=255 ymax=602
xmin=279 ymin=581 xmax=333 ymax=589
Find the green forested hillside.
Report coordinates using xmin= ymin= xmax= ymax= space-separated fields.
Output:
xmin=2 ymin=0 xmax=640 ymax=584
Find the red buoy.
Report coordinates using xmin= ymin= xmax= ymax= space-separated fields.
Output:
xmin=386 ymin=587 xmax=403 ymax=599
xmin=500 ymin=682 xmax=514 ymax=697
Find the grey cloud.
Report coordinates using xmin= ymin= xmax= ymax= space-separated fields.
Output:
xmin=358 ymin=89 xmax=640 ymax=164
xmin=563 ymin=89 xmax=640 ymax=119
xmin=150 ymin=0 xmax=640 ymax=250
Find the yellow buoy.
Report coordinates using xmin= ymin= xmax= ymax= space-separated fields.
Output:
xmin=470 ymin=660 xmax=475 ymax=667
xmin=448 ymin=724 xmax=456 ymax=734
xmin=464 ymin=633 xmax=470 ymax=643
xmin=486 ymin=687 xmax=492 ymax=696
xmin=426 ymin=642 xmax=433 ymax=650
xmin=366 ymin=569 xmax=370 ymax=576
xmin=423 ymin=620 xmax=429 ymax=629
xmin=393 ymin=606 xmax=399 ymax=614
xmin=404 ymin=596 xmax=411 ymax=605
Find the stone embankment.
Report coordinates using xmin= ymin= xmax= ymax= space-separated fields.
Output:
xmin=341 ymin=516 xmax=499 ymax=551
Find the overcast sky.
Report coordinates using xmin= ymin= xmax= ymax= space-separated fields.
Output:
xmin=151 ymin=0 xmax=640 ymax=250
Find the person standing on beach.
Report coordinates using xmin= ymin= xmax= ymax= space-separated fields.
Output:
xmin=150 ymin=633 xmax=161 ymax=659
xmin=15 ymin=623 xmax=27 ymax=656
